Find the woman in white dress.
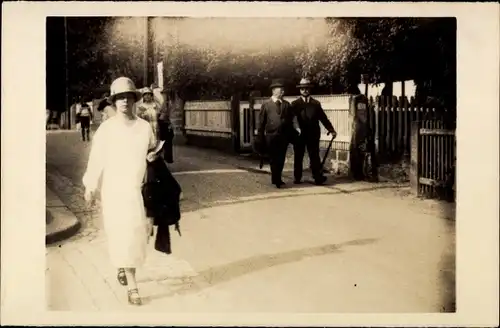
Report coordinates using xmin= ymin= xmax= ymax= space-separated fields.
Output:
xmin=83 ymin=77 xmax=158 ymax=306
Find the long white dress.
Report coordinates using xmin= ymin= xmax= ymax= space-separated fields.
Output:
xmin=83 ymin=115 xmax=156 ymax=268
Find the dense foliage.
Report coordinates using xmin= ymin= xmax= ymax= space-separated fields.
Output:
xmin=47 ymin=17 xmax=455 ymax=110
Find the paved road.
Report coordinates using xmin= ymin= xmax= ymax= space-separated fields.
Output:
xmin=46 ymin=130 xmax=456 ymax=313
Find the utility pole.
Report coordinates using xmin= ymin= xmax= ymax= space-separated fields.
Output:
xmin=152 ymin=18 xmax=158 ymax=88
xmin=143 ymin=16 xmax=149 ymax=87
xmin=361 ymin=74 xmax=369 ymax=97
xmin=64 ymin=17 xmax=70 ymax=129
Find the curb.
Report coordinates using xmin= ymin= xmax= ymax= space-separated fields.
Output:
xmin=46 ymin=188 xmax=81 ymax=245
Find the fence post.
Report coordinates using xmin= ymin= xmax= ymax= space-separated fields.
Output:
xmin=230 ymin=93 xmax=241 ymax=153
xmin=248 ymin=93 xmax=257 ymax=148
xmin=59 ymin=112 xmax=65 ymax=129
xmin=348 ymin=94 xmax=370 ymax=180
xmin=410 ymin=121 xmax=420 ymax=195
xmin=372 ymin=96 xmax=379 ymax=154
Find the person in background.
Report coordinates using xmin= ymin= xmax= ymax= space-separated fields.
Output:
xmin=97 ymin=93 xmax=116 ymax=122
xmin=256 ymin=78 xmax=301 ymax=188
xmin=157 ymin=99 xmax=174 ymax=164
xmin=83 ymin=77 xmax=159 ymax=306
xmin=71 ymin=96 xmax=81 ymax=130
xmin=348 ymin=85 xmax=379 ymax=182
xmin=137 ymin=88 xmax=159 ymax=140
xmin=137 ymin=87 xmax=176 ymax=164
xmin=291 ymin=78 xmax=337 ymax=185
xmin=74 ymin=96 xmax=83 ymax=114
xmin=77 ymin=101 xmax=93 ymax=142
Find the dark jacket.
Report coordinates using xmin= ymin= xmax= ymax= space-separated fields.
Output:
xmin=257 ymin=98 xmax=297 ymax=137
xmin=142 ymin=157 xmax=182 ymax=254
xmin=291 ymin=97 xmax=335 ymax=138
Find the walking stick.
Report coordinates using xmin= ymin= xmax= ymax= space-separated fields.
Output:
xmin=258 ymin=148 xmax=268 ymax=169
xmin=321 ymin=134 xmax=336 ymax=172
xmin=255 ymin=135 xmax=266 ymax=169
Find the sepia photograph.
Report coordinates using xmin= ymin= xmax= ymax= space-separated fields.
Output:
xmin=45 ymin=15 xmax=457 ymax=313
xmin=2 ymin=1 xmax=499 ymax=326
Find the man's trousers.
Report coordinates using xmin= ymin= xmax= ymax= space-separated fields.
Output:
xmin=293 ymin=134 xmax=323 ymax=181
xmin=80 ymin=117 xmax=91 ymax=141
xmin=265 ymin=131 xmax=302 ymax=184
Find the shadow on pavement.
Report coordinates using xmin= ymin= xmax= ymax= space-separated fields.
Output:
xmin=142 ymin=237 xmax=379 ymax=303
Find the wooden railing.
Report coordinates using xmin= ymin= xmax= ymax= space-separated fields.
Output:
xmin=367 ymin=96 xmax=453 ymax=162
xmin=184 ymin=100 xmax=232 ymax=138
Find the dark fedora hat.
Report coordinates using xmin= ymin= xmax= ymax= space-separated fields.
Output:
xmin=269 ymin=78 xmax=286 ymax=89
xmin=296 ymin=78 xmax=315 ymax=89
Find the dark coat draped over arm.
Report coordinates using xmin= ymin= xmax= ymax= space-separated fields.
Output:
xmin=143 ymin=158 xmax=182 ymax=254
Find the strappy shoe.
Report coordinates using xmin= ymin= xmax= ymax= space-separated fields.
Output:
xmin=117 ymin=268 xmax=128 ymax=286
xmin=127 ymin=288 xmax=142 ymax=306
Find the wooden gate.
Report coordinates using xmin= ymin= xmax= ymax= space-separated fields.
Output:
xmin=239 ymin=102 xmax=254 ymax=150
xmin=410 ymin=120 xmax=456 ymax=201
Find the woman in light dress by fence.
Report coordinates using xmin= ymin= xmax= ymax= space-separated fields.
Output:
xmin=82 ymin=77 xmax=159 ymax=306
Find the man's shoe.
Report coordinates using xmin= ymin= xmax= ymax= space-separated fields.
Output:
xmin=314 ymin=175 xmax=327 ymax=185
xmin=274 ymin=181 xmax=285 ymax=188
xmin=294 ymin=179 xmax=302 ymax=184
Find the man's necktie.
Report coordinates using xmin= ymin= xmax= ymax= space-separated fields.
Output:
xmin=276 ymin=100 xmax=282 ymax=115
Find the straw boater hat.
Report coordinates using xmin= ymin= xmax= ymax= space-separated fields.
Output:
xmin=269 ymin=78 xmax=286 ymax=89
xmin=296 ymin=78 xmax=315 ymax=89
xmin=107 ymin=77 xmax=142 ymax=103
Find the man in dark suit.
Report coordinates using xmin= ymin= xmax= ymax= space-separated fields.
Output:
xmin=256 ymin=78 xmax=300 ymax=188
xmin=291 ymin=78 xmax=337 ymax=185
